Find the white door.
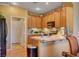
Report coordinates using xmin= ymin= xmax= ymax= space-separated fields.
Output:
xmin=11 ymin=17 xmax=25 ymax=45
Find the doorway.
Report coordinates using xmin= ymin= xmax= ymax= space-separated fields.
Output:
xmin=11 ymin=17 xmax=26 ymax=47
xmin=7 ymin=16 xmax=27 ymax=56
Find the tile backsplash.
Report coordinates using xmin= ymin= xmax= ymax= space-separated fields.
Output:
xmin=27 ymin=27 xmax=66 ymax=36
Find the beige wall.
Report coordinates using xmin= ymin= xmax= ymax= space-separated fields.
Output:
xmin=66 ymin=6 xmax=73 ymax=32
xmin=0 ymin=5 xmax=28 ymax=49
xmin=73 ymin=3 xmax=79 ymax=34
xmin=63 ymin=3 xmax=73 ymax=32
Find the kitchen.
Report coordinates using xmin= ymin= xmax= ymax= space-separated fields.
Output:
xmin=0 ymin=2 xmax=79 ymax=57
xmin=27 ymin=2 xmax=73 ymax=57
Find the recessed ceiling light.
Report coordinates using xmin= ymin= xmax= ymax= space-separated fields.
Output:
xmin=11 ymin=2 xmax=18 ymax=5
xmin=40 ymin=14 xmax=43 ymax=16
xmin=35 ymin=7 xmax=41 ymax=11
xmin=46 ymin=2 xmax=49 ymax=5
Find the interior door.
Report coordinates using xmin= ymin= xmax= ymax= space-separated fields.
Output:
xmin=11 ymin=17 xmax=26 ymax=48
xmin=11 ymin=18 xmax=21 ymax=44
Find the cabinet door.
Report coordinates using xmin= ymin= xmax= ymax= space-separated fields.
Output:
xmin=49 ymin=13 xmax=55 ymax=22
xmin=42 ymin=13 xmax=55 ymax=28
xmin=34 ymin=16 xmax=37 ymax=28
xmin=42 ymin=17 xmax=44 ymax=28
xmin=36 ymin=17 xmax=42 ymax=28
xmin=31 ymin=16 xmax=36 ymax=28
xmin=28 ymin=16 xmax=42 ymax=28
xmin=60 ymin=7 xmax=66 ymax=27
xmin=42 ymin=16 xmax=48 ymax=28
xmin=54 ymin=9 xmax=61 ymax=28
xmin=46 ymin=15 xmax=50 ymax=22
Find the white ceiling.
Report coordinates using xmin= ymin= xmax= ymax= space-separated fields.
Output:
xmin=0 ymin=2 xmax=63 ymax=14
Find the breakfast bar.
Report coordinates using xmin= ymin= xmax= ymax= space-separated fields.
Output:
xmin=30 ymin=35 xmax=69 ymax=57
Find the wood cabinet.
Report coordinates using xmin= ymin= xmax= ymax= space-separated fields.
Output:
xmin=36 ymin=16 xmax=42 ymax=28
xmin=28 ymin=7 xmax=67 ymax=28
xmin=28 ymin=36 xmax=38 ymax=47
xmin=54 ymin=9 xmax=61 ymax=28
xmin=42 ymin=7 xmax=66 ymax=28
xmin=27 ymin=15 xmax=42 ymax=28
xmin=31 ymin=16 xmax=36 ymax=28
xmin=42 ymin=12 xmax=55 ymax=28
xmin=60 ymin=7 xmax=66 ymax=27
xmin=42 ymin=16 xmax=48 ymax=28
xmin=48 ymin=13 xmax=55 ymax=22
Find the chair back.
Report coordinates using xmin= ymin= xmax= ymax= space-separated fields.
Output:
xmin=66 ymin=35 xmax=79 ymax=56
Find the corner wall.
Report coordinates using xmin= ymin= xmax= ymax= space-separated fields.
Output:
xmin=0 ymin=5 xmax=28 ymax=49
xmin=73 ymin=3 xmax=79 ymax=34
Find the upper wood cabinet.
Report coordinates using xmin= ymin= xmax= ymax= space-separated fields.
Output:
xmin=60 ymin=7 xmax=66 ymax=27
xmin=28 ymin=7 xmax=67 ymax=28
xmin=32 ymin=16 xmax=37 ymax=28
xmin=42 ymin=12 xmax=55 ymax=28
xmin=54 ymin=7 xmax=66 ymax=28
xmin=54 ymin=9 xmax=61 ymax=28
xmin=36 ymin=17 xmax=42 ymax=28
xmin=27 ymin=15 xmax=42 ymax=28
xmin=42 ymin=7 xmax=66 ymax=28
xmin=47 ymin=13 xmax=55 ymax=22
xmin=42 ymin=16 xmax=48 ymax=28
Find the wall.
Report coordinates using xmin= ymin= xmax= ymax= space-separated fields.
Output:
xmin=73 ymin=3 xmax=79 ymax=34
xmin=66 ymin=7 xmax=73 ymax=32
xmin=73 ymin=3 xmax=79 ymax=44
xmin=0 ymin=5 xmax=28 ymax=49
xmin=63 ymin=3 xmax=73 ymax=32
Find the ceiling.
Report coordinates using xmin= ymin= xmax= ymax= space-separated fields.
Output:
xmin=0 ymin=2 xmax=63 ymax=14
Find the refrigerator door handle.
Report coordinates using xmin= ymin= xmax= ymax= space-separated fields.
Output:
xmin=5 ymin=22 xmax=8 ymax=39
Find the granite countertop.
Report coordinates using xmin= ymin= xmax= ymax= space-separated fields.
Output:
xmin=30 ymin=34 xmax=66 ymax=42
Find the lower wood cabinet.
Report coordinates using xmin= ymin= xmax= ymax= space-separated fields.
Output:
xmin=28 ymin=36 xmax=38 ymax=47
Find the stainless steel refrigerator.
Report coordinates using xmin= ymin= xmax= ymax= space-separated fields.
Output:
xmin=0 ymin=16 xmax=7 ymax=57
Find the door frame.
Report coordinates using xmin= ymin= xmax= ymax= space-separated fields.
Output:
xmin=10 ymin=16 xmax=27 ymax=50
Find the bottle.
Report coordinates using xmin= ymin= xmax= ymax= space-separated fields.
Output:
xmin=40 ymin=32 xmax=44 ymax=38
